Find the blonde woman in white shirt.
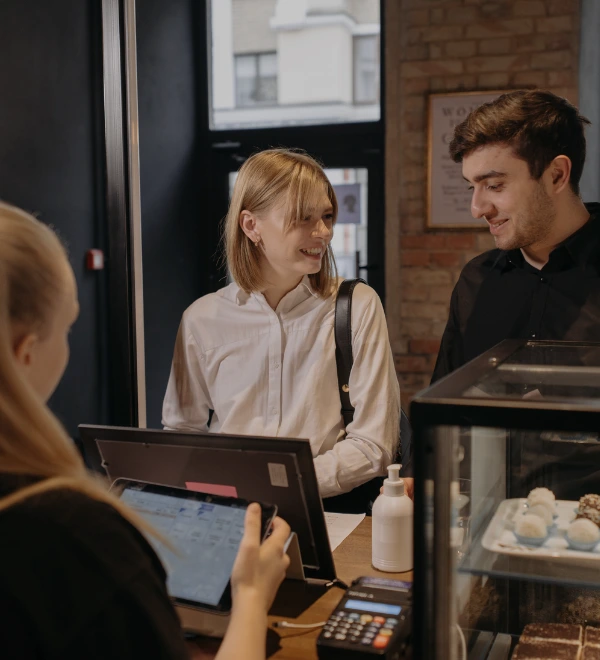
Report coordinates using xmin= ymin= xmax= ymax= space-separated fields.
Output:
xmin=163 ymin=148 xmax=408 ymax=504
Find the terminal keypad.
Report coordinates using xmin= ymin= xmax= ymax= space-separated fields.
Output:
xmin=321 ymin=609 xmax=399 ymax=649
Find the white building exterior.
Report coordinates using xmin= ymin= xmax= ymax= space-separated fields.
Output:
xmin=210 ymin=0 xmax=380 ymax=129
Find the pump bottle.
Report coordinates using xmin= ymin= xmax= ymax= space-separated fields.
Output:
xmin=371 ymin=464 xmax=413 ymax=572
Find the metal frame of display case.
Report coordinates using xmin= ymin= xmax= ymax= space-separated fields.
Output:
xmin=411 ymin=339 xmax=600 ymax=660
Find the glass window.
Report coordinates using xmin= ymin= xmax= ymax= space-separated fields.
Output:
xmin=354 ymin=36 xmax=379 ymax=104
xmin=234 ymin=52 xmax=277 ymax=107
xmin=326 ymin=167 xmax=369 ymax=281
xmin=209 ymin=0 xmax=381 ymax=130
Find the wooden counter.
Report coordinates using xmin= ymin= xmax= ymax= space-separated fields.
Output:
xmin=188 ymin=517 xmax=412 ymax=659
xmin=268 ymin=517 xmax=412 ymax=659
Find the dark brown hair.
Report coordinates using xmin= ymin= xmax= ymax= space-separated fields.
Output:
xmin=449 ymin=90 xmax=591 ymax=195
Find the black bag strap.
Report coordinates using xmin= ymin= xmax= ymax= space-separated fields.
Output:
xmin=333 ymin=278 xmax=414 ymax=480
xmin=334 ymin=278 xmax=366 ymax=427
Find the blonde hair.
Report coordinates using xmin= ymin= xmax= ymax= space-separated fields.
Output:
xmin=0 ymin=202 xmax=156 ymax=535
xmin=224 ymin=148 xmax=338 ymax=295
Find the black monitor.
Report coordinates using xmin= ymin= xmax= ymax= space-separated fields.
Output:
xmin=79 ymin=425 xmax=336 ymax=581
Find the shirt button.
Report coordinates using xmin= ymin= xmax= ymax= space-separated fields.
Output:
xmin=540 ymin=277 xmax=547 ymax=283
xmin=530 ymin=333 xmax=536 ymax=338
xmin=274 ymin=363 xmax=280 ymax=369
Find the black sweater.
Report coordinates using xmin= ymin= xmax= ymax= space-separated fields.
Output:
xmin=0 ymin=475 xmax=189 ymax=659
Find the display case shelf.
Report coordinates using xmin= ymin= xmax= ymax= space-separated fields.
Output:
xmin=458 ymin=523 xmax=600 ymax=591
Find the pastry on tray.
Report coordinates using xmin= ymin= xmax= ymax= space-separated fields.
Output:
xmin=514 ymin=513 xmax=549 ymax=545
xmin=577 ymin=495 xmax=600 ymax=526
xmin=512 ymin=640 xmax=581 ymax=659
xmin=520 ymin=623 xmax=583 ymax=645
xmin=582 ymin=647 xmax=600 ymax=660
xmin=528 ymin=503 xmax=555 ymax=527
xmin=567 ymin=519 xmax=600 ymax=551
xmin=586 ymin=626 xmax=600 ymax=647
xmin=528 ymin=487 xmax=557 ymax=511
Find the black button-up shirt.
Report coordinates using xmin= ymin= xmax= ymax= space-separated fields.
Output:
xmin=432 ymin=203 xmax=600 ymax=382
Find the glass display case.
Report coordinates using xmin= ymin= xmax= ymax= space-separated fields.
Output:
xmin=411 ymin=340 xmax=600 ymax=660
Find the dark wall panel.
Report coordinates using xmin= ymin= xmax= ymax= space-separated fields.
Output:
xmin=0 ymin=0 xmax=109 ymax=436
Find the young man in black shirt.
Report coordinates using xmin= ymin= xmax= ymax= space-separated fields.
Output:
xmin=432 ymin=90 xmax=600 ymax=382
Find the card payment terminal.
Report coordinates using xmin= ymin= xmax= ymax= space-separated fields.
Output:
xmin=316 ymin=577 xmax=412 ymax=659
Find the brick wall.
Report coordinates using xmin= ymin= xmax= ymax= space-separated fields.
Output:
xmin=384 ymin=0 xmax=580 ymax=408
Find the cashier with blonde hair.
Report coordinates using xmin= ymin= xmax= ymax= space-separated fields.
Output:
xmin=0 ymin=201 xmax=290 ymax=660
xmin=163 ymin=148 xmax=404 ymax=502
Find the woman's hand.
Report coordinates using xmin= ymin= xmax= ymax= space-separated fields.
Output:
xmin=231 ymin=503 xmax=291 ymax=613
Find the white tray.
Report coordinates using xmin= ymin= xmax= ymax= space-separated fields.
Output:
xmin=481 ymin=498 xmax=600 ymax=565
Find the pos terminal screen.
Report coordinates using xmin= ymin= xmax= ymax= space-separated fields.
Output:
xmin=344 ymin=600 xmax=403 ymax=615
xmin=120 ymin=486 xmax=246 ymax=606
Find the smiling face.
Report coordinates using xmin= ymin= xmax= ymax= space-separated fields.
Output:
xmin=463 ymin=143 xmax=557 ymax=252
xmin=247 ymin=187 xmax=335 ymax=286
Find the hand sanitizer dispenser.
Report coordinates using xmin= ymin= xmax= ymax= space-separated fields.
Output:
xmin=372 ymin=464 xmax=413 ymax=572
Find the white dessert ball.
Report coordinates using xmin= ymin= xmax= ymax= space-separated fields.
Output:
xmin=568 ymin=519 xmax=600 ymax=544
xmin=527 ymin=487 xmax=555 ymax=509
xmin=515 ymin=513 xmax=548 ymax=539
xmin=527 ymin=503 xmax=554 ymax=527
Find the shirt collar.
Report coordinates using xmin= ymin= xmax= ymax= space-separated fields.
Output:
xmin=233 ymin=282 xmax=251 ymax=306
xmin=298 ymin=274 xmax=320 ymax=298
xmin=234 ymin=275 xmax=319 ymax=306
xmin=495 ymin=202 xmax=600 ymax=273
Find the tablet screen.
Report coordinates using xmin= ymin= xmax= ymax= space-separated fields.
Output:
xmin=121 ymin=486 xmax=246 ymax=607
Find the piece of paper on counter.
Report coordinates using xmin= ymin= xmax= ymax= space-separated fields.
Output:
xmin=324 ymin=512 xmax=366 ymax=551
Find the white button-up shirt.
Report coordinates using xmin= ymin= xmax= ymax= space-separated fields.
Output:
xmin=162 ymin=277 xmax=400 ymax=498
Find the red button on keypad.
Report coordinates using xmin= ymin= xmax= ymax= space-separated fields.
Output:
xmin=373 ymin=635 xmax=390 ymax=649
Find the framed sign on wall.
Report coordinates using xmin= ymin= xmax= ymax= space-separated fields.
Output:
xmin=427 ymin=90 xmax=510 ymax=230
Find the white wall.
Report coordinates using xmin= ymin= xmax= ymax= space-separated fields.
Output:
xmin=277 ymin=24 xmax=353 ymax=105
xmin=233 ymin=0 xmax=277 ymax=53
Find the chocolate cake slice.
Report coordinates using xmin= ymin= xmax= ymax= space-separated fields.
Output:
xmin=582 ymin=647 xmax=600 ymax=660
xmin=586 ymin=627 xmax=600 ymax=648
xmin=577 ymin=494 xmax=600 ymax=525
xmin=521 ymin=623 xmax=583 ymax=645
xmin=512 ymin=641 xmax=581 ymax=660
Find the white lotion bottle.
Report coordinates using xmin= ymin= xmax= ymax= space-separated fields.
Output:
xmin=372 ymin=464 xmax=414 ymax=572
